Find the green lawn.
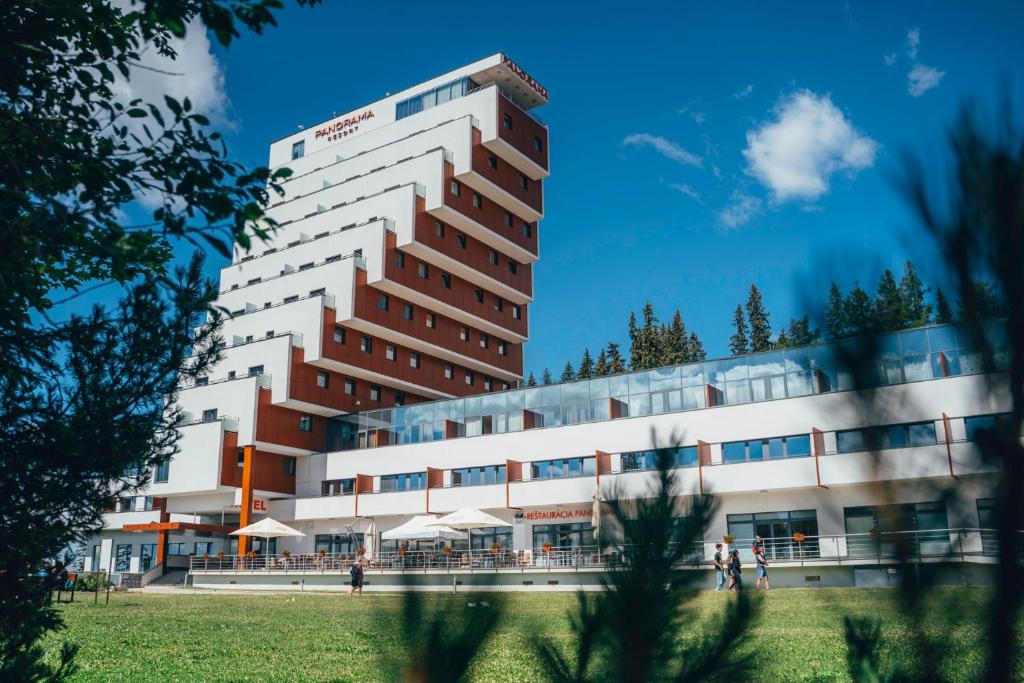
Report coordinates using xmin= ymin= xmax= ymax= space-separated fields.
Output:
xmin=43 ymin=587 xmax=1008 ymax=681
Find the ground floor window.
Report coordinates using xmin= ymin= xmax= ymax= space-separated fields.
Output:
xmin=140 ymin=544 xmax=157 ymax=571
xmin=91 ymin=545 xmax=100 ymax=571
xmin=167 ymin=542 xmax=186 ymax=556
xmin=380 ymin=538 xmax=443 ymax=553
xmin=843 ymin=501 xmax=950 ymax=557
xmin=726 ymin=510 xmax=819 ymax=561
xmin=194 ymin=542 xmax=214 ymax=556
xmin=532 ymin=522 xmax=593 ymax=550
xmin=115 ymin=544 xmax=132 ymax=572
xmin=470 ymin=527 xmax=513 ymax=550
xmin=977 ymin=498 xmax=997 ymax=555
xmin=314 ymin=533 xmax=365 ymax=555
xmin=249 ymin=538 xmax=276 ymax=555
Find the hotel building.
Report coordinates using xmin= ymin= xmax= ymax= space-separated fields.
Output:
xmin=83 ymin=56 xmax=1009 ymax=590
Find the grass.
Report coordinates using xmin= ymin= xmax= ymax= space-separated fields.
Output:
xmin=42 ymin=587 xmax=1010 ymax=681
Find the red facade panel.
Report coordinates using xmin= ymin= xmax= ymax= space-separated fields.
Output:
xmin=470 ymin=128 xmax=543 ymax=213
xmin=497 ymin=94 xmax=549 ymax=172
xmin=442 ymin=163 xmax=538 ymax=257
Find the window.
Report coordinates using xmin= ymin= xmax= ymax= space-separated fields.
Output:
xmin=519 ymin=174 xmax=529 ymax=190
xmin=155 ymin=460 xmax=169 ymax=483
xmin=512 ymin=305 xmax=521 ymax=320
xmin=843 ymin=502 xmax=950 ymax=557
xmin=386 ymin=344 xmax=397 ymax=361
xmin=265 ymin=330 xmax=275 ymax=339
xmin=245 ymin=335 xmax=254 ymax=343
xmin=456 ymin=233 xmax=467 ymax=249
xmin=370 ymin=385 xmax=382 ymax=402
xmin=291 ymin=140 xmax=304 ymax=160
xmin=425 ymin=313 xmax=437 ymax=329
xmin=533 ymin=136 xmax=543 ymax=152
xmin=167 ymin=543 xmax=186 ymax=557
xmin=465 ymin=370 xmax=474 ymax=386
xmin=450 ymin=179 xmax=461 ymax=196
xmin=195 ymin=376 xmax=208 ymax=387
xmin=621 ymin=447 xmax=699 ymax=472
xmin=480 ymin=333 xmax=489 ymax=349
xmin=299 ymin=262 xmax=313 ymax=271
xmin=284 ymin=295 xmax=298 ymax=304
xmin=228 ymin=371 xmax=236 ymax=380
xmin=402 ymin=303 xmax=414 ymax=320
xmin=247 ymin=277 xmax=261 ymax=285
xmin=444 ymin=364 xmax=454 ymax=380
xmin=459 ymin=326 xmax=469 ymax=341
xmin=284 ymin=457 xmax=296 ymax=476
xmin=380 ymin=472 xmax=426 ymax=492
xmin=505 ymin=211 xmax=514 ymax=227
xmin=442 ymin=272 xmax=452 ymax=289
xmin=394 ymin=251 xmax=406 ymax=268
xmin=248 ymin=365 xmax=264 ymax=376
xmin=837 ymin=421 xmax=938 ymax=453
xmin=508 ymin=259 xmax=518 ymax=274
xmin=395 ymin=392 xmax=406 ymax=406
xmin=434 ymin=221 xmax=445 ymax=238
xmin=409 ymin=352 xmax=421 ymax=369
xmin=377 ymin=294 xmax=389 ymax=311
xmin=314 ymin=532 xmax=363 ymax=554
xmin=531 ymin=457 xmax=596 ymax=480
xmin=488 ymin=153 xmax=498 ymax=169
xmin=316 ymin=371 xmax=329 ymax=389
xmin=344 ymin=379 xmax=356 ymax=395
xmin=474 ymin=288 xmax=484 ymax=304
xmin=333 ymin=327 xmax=346 ymax=344
xmin=417 ymin=262 xmax=429 ymax=278
xmin=494 ymin=297 xmax=503 ymax=312
xmin=533 ymin=522 xmax=592 ymax=550
xmin=299 ymin=415 xmax=313 ymax=432
xmin=194 ymin=542 xmax=214 ymax=556
xmin=321 ymin=479 xmax=355 ymax=496
xmin=489 ymin=249 xmax=498 ymax=265
xmin=498 ymin=341 xmax=507 ymax=356
xmin=395 ymin=77 xmax=474 ymax=120
xmin=115 ymin=544 xmax=132 ymax=572
xmin=309 ymin=288 xmax=326 ymax=298
xmin=523 ymin=223 xmax=533 ymax=238
xmin=472 ymin=192 xmax=483 ymax=209
xmin=452 ymin=465 xmax=506 ymax=487
xmin=727 ymin=510 xmax=820 ymax=561
xmin=965 ymin=413 xmax=1012 ymax=441
xmin=360 ymin=335 xmax=372 ymax=353
xmin=237 ymin=450 xmax=245 ymax=468
xmin=483 ymin=376 xmax=493 ymax=391
xmin=503 ymin=113 xmax=513 ymax=129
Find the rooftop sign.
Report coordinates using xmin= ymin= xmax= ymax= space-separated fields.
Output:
xmin=502 ymin=55 xmax=548 ymax=101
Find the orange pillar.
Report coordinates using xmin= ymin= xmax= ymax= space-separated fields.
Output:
xmin=942 ymin=413 xmax=956 ymax=478
xmin=156 ymin=529 xmax=168 ymax=567
xmin=696 ymin=440 xmax=711 ymax=494
xmin=237 ymin=445 xmax=255 ymax=555
xmin=811 ymin=428 xmax=828 ymax=488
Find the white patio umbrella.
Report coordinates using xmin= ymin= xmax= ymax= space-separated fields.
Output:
xmin=363 ymin=518 xmax=376 ymax=558
xmin=230 ymin=518 xmax=305 ymax=557
xmin=427 ymin=508 xmax=512 ymax=530
xmin=591 ymin=486 xmax=602 ymax=542
xmin=381 ymin=515 xmax=468 ymax=541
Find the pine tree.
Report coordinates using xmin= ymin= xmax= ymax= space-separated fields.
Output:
xmin=526 ymin=372 xmax=537 ymax=387
xmin=578 ymin=349 xmax=594 ymax=379
xmin=775 ymin=316 xmax=821 ymax=348
xmin=899 ymin=261 xmax=931 ymax=327
xmin=633 ymin=302 xmax=661 ymax=370
xmin=745 ymin=285 xmax=772 ymax=351
xmin=594 ymin=349 xmax=609 ymax=377
xmin=729 ymin=304 xmax=749 ymax=355
xmin=934 ymin=288 xmax=954 ymax=324
xmin=873 ymin=269 xmax=905 ymax=331
xmin=541 ymin=368 xmax=553 ymax=385
xmin=687 ymin=332 xmax=706 ymax=361
xmin=844 ymin=283 xmax=874 ymax=334
xmin=560 ymin=361 xmax=576 ymax=383
xmin=663 ymin=310 xmax=688 ymax=365
xmin=958 ymin=279 xmax=1008 ymax=319
xmin=825 ymin=281 xmax=846 ymax=339
xmin=627 ymin=311 xmax=640 ymax=369
xmin=605 ymin=342 xmax=627 ymax=374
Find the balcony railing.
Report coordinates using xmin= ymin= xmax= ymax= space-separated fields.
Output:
xmin=189 ymin=529 xmax=1020 ymax=574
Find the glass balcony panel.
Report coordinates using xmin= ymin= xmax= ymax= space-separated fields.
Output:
xmin=562 ymin=380 xmax=589 ymax=403
xmin=899 ymin=329 xmax=929 ymax=356
xmin=751 ymin=377 xmax=768 ymax=402
xmin=464 ymin=396 xmax=482 ymax=417
xmin=628 ymin=393 xmax=651 ymax=417
xmin=524 ymin=386 xmax=544 ymax=409
xmin=541 ymin=385 xmax=561 ymax=406
xmin=877 ymin=359 xmax=903 ymax=385
xmin=878 ymin=333 xmax=902 ymax=358
xmin=725 ymin=380 xmax=751 ymax=404
xmin=747 ymin=441 xmax=764 ymax=460
xmin=648 ymin=366 xmax=680 ymax=391
xmin=786 ymin=371 xmax=813 ymax=397
xmin=506 ymin=410 xmax=523 ymax=432
xmin=506 ymin=389 xmax=525 ymax=411
xmin=787 ymin=434 xmax=811 ymax=457
xmin=482 ymin=393 xmax=507 ymax=415
xmin=591 ymin=398 xmax=611 ymax=420
xmin=932 ymin=349 xmax=961 ymax=377
xmin=722 ymin=442 xmax=746 ymax=463
xmin=608 ymin=374 xmax=629 ymax=397
xmin=766 ymin=438 xmax=784 ymax=459
xmin=682 ymin=386 xmax=705 ymax=410
xmin=667 ymin=389 xmax=683 ymax=412
xmin=748 ymin=351 xmax=785 ymax=378
xmin=679 ymin=363 xmax=705 ymax=387
xmin=723 ymin=357 xmax=749 ymax=381
xmin=902 ymin=353 xmax=931 ymax=381
xmin=588 ymin=377 xmax=610 ymax=399
xmin=927 ymin=325 xmax=958 ymax=351
xmin=628 ymin=371 xmax=650 ymax=394
xmin=783 ymin=348 xmax=812 ymax=373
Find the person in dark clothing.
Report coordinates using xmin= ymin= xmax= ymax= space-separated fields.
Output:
xmin=728 ymin=549 xmax=743 ymax=592
xmin=753 ymin=534 xmax=770 ymax=591
xmin=713 ymin=543 xmax=727 ymax=591
xmin=347 ymin=558 xmax=364 ymax=597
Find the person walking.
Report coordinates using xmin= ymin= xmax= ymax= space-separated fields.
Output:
xmin=713 ymin=543 xmax=727 ymax=591
xmin=753 ymin=535 xmax=770 ymax=591
xmin=347 ymin=558 xmax=364 ymax=597
xmin=728 ymin=549 xmax=742 ymax=592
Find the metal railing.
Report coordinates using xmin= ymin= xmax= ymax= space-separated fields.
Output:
xmin=188 ymin=529 xmax=1021 ymax=574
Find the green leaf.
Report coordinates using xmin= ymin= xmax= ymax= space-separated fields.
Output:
xmin=164 ymin=96 xmax=182 ymax=116
xmin=127 ymin=108 xmax=148 ymax=118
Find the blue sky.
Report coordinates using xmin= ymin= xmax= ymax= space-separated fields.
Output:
xmin=100 ymin=1 xmax=1024 ymax=377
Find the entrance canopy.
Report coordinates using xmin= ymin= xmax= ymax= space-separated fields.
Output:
xmin=381 ymin=515 xmax=468 ymax=541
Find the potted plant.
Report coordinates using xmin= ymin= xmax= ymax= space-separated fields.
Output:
xmin=490 ymin=543 xmax=501 ymax=554
xmin=722 ymin=534 xmax=736 ymax=553
xmin=442 ymin=546 xmax=452 ymax=555
xmin=398 ymin=547 xmax=407 ymax=557
xmin=318 ymin=549 xmax=327 ymax=559
xmin=541 ymin=543 xmax=552 ymax=553
xmin=357 ymin=547 xmax=366 ymax=557
xmin=282 ymin=550 xmax=291 ymax=559
xmin=216 ymin=550 xmax=225 ymax=561
xmin=792 ymin=532 xmax=806 ymax=543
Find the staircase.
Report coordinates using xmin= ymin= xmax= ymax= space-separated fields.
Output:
xmin=147 ymin=569 xmax=188 ymax=588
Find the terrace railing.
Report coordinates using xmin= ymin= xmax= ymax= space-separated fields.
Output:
xmin=189 ymin=529 xmax=1020 ymax=574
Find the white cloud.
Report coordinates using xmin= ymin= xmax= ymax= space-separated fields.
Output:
xmin=622 ymin=133 xmax=702 ymax=167
xmin=742 ymin=90 xmax=878 ymax=201
xmin=906 ymin=27 xmax=920 ymax=59
xmin=733 ymin=84 xmax=754 ymax=100
xmin=109 ymin=16 xmax=231 ymax=209
xmin=717 ymin=192 xmax=762 ymax=229
xmin=883 ymin=52 xmax=898 ymax=67
xmin=907 ymin=63 xmax=945 ymax=97
xmin=669 ymin=183 xmax=702 ymax=203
